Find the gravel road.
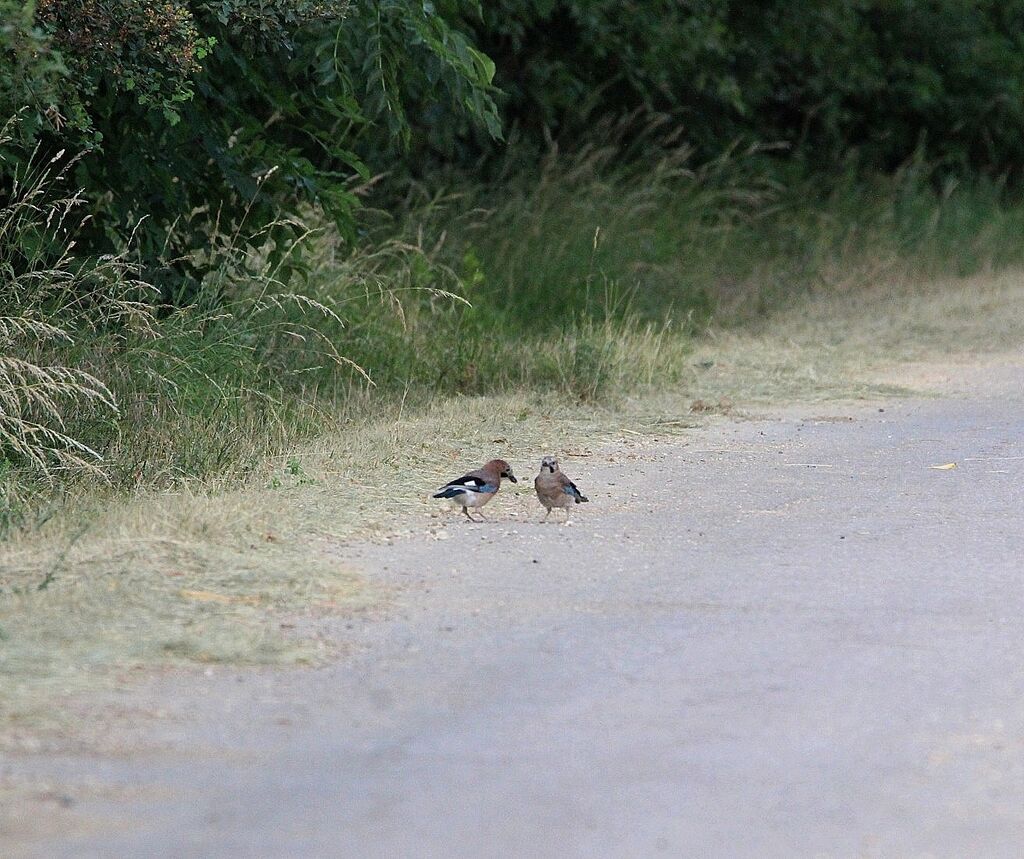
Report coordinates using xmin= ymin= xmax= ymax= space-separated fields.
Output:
xmin=6 ymin=363 xmax=1024 ymax=858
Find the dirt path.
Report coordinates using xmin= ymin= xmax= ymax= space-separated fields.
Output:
xmin=4 ymin=362 xmax=1024 ymax=858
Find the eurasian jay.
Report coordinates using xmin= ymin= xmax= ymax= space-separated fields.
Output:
xmin=534 ymin=456 xmax=589 ymax=521
xmin=433 ymin=458 xmax=517 ymax=521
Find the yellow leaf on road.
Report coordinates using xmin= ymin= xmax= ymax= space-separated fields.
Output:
xmin=928 ymin=462 xmax=957 ymax=470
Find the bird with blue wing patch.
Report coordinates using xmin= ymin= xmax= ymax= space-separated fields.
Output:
xmin=534 ymin=456 xmax=589 ymax=522
xmin=433 ymin=458 xmax=517 ymax=521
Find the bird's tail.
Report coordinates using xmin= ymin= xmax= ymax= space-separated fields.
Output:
xmin=568 ymin=484 xmax=589 ymax=503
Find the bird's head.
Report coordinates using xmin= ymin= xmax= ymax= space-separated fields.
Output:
xmin=540 ymin=456 xmax=559 ymax=473
xmin=489 ymin=458 xmax=517 ymax=483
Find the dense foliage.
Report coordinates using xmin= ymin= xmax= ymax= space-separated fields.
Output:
xmin=4 ymin=0 xmax=1024 ymax=273
xmin=1 ymin=0 xmax=499 ymax=275
xmin=463 ymin=1 xmax=1024 ymax=174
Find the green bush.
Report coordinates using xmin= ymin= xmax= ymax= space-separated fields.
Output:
xmin=2 ymin=1 xmax=500 ymax=278
xmin=457 ymin=1 xmax=1024 ymax=174
xmin=8 ymin=0 xmax=1024 ymax=284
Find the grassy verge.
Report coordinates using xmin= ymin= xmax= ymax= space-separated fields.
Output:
xmin=7 ymin=141 xmax=1024 ymax=511
xmin=3 ymin=139 xmax=1024 ymax=733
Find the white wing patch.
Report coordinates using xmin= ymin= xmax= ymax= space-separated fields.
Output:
xmin=448 ymin=475 xmax=491 ymax=491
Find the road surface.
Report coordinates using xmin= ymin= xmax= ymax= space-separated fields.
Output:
xmin=5 ymin=363 xmax=1024 ymax=858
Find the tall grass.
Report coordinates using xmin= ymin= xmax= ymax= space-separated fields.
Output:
xmin=0 ymin=135 xmax=151 ymax=473
xmin=0 ymin=129 xmax=464 ymax=531
xmin=326 ymin=134 xmax=1024 ymax=403
xmin=4 ymin=119 xmax=1024 ymax=535
xmin=410 ymin=135 xmax=1024 ymax=327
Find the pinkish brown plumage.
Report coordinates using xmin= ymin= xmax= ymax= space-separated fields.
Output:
xmin=433 ymin=458 xmax=517 ymax=521
xmin=534 ymin=456 xmax=589 ymax=521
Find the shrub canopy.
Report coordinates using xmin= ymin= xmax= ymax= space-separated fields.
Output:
xmin=1 ymin=0 xmax=499 ymax=276
xmin=463 ymin=1 xmax=1024 ymax=173
xmin=3 ymin=0 xmax=1024 ymax=276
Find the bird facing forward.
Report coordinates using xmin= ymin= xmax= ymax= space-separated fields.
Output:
xmin=433 ymin=458 xmax=517 ymax=521
xmin=534 ymin=456 xmax=588 ymax=521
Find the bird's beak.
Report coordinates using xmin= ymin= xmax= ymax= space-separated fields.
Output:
xmin=507 ymin=473 xmax=518 ymax=483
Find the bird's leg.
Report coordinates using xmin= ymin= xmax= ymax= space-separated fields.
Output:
xmin=541 ymin=508 xmax=550 ymax=523
xmin=462 ymin=506 xmax=474 ymax=522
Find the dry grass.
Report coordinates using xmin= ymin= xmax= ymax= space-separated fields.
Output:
xmin=685 ymin=268 xmax=1024 ymax=405
xmin=3 ymin=267 xmax=1024 ymax=738
xmin=0 ymin=130 xmax=156 ymax=478
xmin=0 ymin=488 xmax=367 ymax=733
xmin=0 ymin=388 xmax=627 ymax=736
